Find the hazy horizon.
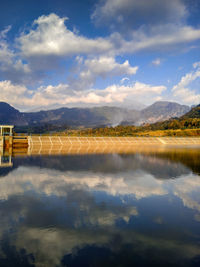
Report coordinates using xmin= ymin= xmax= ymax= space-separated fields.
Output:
xmin=1 ymin=99 xmax=193 ymax=113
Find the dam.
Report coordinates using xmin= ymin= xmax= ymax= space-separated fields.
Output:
xmin=28 ymin=136 xmax=200 ymax=155
xmin=0 ymin=125 xmax=200 ymax=158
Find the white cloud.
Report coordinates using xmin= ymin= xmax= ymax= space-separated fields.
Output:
xmin=0 ymin=25 xmax=12 ymax=39
xmin=16 ymin=13 xmax=200 ymax=63
xmin=70 ymin=56 xmax=138 ymax=90
xmin=152 ymin=58 xmax=161 ymax=66
xmin=0 ymin=13 xmax=199 ymax=109
xmin=91 ymin=0 xmax=199 ymax=55
xmin=172 ymin=62 xmax=200 ymax=105
xmin=0 ymin=80 xmax=166 ymax=110
xmin=120 ymin=77 xmax=130 ymax=84
xmin=81 ymin=56 xmax=138 ymax=78
xmin=112 ymin=25 xmax=200 ymax=54
xmin=0 ymin=13 xmax=199 ymax=89
xmin=0 ymin=27 xmax=31 ymax=83
xmin=0 ymin=80 xmax=31 ymax=108
xmin=18 ymin=13 xmax=113 ymax=58
xmin=2 ymin=60 xmax=199 ymax=110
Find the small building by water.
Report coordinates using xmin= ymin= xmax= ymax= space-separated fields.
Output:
xmin=0 ymin=125 xmax=14 ymax=150
xmin=0 ymin=125 xmax=14 ymax=136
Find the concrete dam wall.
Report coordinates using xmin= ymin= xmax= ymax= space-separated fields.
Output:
xmin=27 ymin=136 xmax=200 ymax=155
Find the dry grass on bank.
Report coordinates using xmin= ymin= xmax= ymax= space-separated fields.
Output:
xmin=135 ymin=129 xmax=200 ymax=137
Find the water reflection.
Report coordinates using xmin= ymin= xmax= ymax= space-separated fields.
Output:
xmin=0 ymin=149 xmax=200 ymax=266
xmin=2 ymin=148 xmax=200 ymax=177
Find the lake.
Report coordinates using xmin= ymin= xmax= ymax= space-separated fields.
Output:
xmin=0 ymin=147 xmax=200 ymax=266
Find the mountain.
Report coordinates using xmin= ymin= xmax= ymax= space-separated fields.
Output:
xmin=139 ymin=101 xmax=190 ymax=124
xmin=0 ymin=101 xmax=191 ymax=132
xmin=0 ymin=102 xmax=27 ymax=125
xmin=0 ymin=102 xmax=19 ymax=122
xmin=180 ymin=104 xmax=200 ymax=119
xmin=140 ymin=103 xmax=200 ymax=131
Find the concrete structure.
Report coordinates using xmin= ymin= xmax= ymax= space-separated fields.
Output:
xmin=0 ymin=125 xmax=14 ymax=150
xmin=27 ymin=136 xmax=200 ymax=156
xmin=0 ymin=125 xmax=199 ymax=157
xmin=0 ymin=136 xmax=3 ymax=147
xmin=0 ymin=125 xmax=14 ymax=136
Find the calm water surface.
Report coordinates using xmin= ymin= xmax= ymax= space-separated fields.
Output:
xmin=0 ymin=148 xmax=200 ymax=266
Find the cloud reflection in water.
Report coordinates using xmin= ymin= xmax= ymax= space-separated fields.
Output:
xmin=0 ymin=151 xmax=200 ymax=266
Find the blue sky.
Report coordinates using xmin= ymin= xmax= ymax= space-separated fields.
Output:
xmin=0 ymin=0 xmax=200 ymax=111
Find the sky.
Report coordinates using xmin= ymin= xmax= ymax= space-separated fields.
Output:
xmin=0 ymin=0 xmax=200 ymax=111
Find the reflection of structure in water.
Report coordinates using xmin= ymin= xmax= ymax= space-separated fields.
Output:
xmin=0 ymin=126 xmax=13 ymax=168
xmin=0 ymin=155 xmax=12 ymax=168
xmin=1 ymin=145 xmax=200 ymax=175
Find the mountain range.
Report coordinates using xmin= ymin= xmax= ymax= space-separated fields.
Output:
xmin=0 ymin=101 xmax=191 ymax=131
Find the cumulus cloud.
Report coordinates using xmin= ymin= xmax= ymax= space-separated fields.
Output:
xmin=0 ymin=27 xmax=31 ymax=83
xmin=0 ymin=80 xmax=31 ymax=108
xmin=80 ymin=56 xmax=138 ymax=78
xmin=18 ymin=13 xmax=113 ymax=58
xmin=172 ymin=62 xmax=200 ymax=105
xmin=15 ymin=13 xmax=200 ymax=67
xmin=69 ymin=56 xmax=138 ymax=90
xmin=0 ymin=13 xmax=200 ymax=90
xmin=0 ymin=79 xmax=166 ymax=110
xmin=2 ymin=60 xmax=200 ymax=110
xmin=0 ymin=12 xmax=199 ymax=109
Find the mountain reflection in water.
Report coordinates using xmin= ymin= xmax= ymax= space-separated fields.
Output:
xmin=0 ymin=148 xmax=200 ymax=266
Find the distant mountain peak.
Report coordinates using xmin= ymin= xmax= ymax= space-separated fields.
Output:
xmin=139 ymin=101 xmax=190 ymax=124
